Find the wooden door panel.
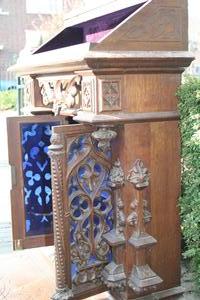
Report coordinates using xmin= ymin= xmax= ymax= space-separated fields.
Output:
xmin=49 ymin=124 xmax=118 ymax=299
xmin=7 ymin=115 xmax=66 ymax=250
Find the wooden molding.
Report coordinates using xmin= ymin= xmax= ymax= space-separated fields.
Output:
xmin=9 ymin=48 xmax=193 ymax=76
xmin=74 ymin=111 xmax=180 ymax=125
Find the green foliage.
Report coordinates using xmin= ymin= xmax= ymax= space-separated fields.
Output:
xmin=0 ymin=90 xmax=17 ymax=110
xmin=177 ymin=76 xmax=200 ymax=286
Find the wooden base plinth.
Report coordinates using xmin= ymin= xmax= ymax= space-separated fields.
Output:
xmin=135 ymin=286 xmax=184 ymax=299
xmin=110 ymin=286 xmax=184 ymax=300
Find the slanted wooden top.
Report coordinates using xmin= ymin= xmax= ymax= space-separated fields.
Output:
xmin=9 ymin=0 xmax=189 ymax=76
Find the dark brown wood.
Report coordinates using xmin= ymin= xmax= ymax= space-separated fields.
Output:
xmin=7 ymin=115 xmax=66 ymax=250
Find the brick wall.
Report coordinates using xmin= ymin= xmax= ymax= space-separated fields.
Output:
xmin=0 ymin=0 xmax=58 ymax=89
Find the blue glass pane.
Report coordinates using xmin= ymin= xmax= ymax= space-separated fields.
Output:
xmin=68 ymin=135 xmax=88 ymax=163
xmin=21 ymin=122 xmax=59 ymax=236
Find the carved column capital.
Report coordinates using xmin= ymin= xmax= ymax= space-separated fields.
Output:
xmin=92 ymin=127 xmax=117 ymax=152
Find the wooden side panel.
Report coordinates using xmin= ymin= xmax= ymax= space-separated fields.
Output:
xmin=114 ymin=120 xmax=181 ymax=298
xmin=123 ymin=73 xmax=181 ymax=113
xmin=7 ymin=115 xmax=66 ymax=250
xmin=150 ymin=121 xmax=181 ymax=290
xmin=94 ymin=0 xmax=188 ymax=51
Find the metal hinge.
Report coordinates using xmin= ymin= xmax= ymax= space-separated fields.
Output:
xmin=14 ymin=239 xmax=23 ymax=250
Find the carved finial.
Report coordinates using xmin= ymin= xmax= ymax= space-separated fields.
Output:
xmin=109 ymin=159 xmax=125 ymax=188
xmin=48 ymin=133 xmax=64 ymax=158
xmin=50 ymin=133 xmax=63 ymax=145
xmin=92 ymin=127 xmax=117 ymax=152
xmin=127 ymin=159 xmax=150 ymax=189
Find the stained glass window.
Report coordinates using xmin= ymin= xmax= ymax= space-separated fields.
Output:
xmin=67 ymin=135 xmax=113 ymax=282
xmin=20 ymin=122 xmax=59 ymax=236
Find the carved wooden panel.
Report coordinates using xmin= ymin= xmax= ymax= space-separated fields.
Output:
xmin=81 ymin=77 xmax=96 ymax=112
xmin=98 ymin=77 xmax=122 ymax=113
xmin=23 ymin=76 xmax=44 ymax=110
xmin=94 ymin=0 xmax=188 ymax=51
xmin=49 ymin=124 xmax=118 ymax=299
xmin=124 ymin=7 xmax=182 ymax=43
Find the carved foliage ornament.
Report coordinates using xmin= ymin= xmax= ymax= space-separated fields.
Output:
xmin=82 ymin=79 xmax=93 ymax=111
xmin=127 ymin=199 xmax=151 ymax=226
xmin=109 ymin=159 xmax=125 ymax=188
xmin=127 ymin=159 xmax=150 ymax=189
xmin=39 ymin=75 xmax=82 ymax=115
xmin=109 ymin=159 xmax=125 ymax=237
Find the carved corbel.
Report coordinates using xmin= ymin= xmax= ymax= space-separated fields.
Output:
xmin=91 ymin=126 xmax=117 ymax=152
xmin=48 ymin=133 xmax=73 ymax=300
xmin=127 ymin=159 xmax=162 ymax=293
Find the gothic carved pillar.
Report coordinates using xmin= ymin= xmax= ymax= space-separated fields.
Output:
xmin=48 ymin=133 xmax=73 ymax=300
xmin=127 ymin=159 xmax=162 ymax=293
xmin=92 ymin=127 xmax=127 ymax=290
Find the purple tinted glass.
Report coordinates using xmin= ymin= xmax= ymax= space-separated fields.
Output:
xmin=76 ymin=4 xmax=144 ymax=43
xmin=35 ymin=2 xmax=145 ymax=53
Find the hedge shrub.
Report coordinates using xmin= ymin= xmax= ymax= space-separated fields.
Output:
xmin=0 ymin=89 xmax=17 ymax=111
xmin=177 ymin=76 xmax=200 ymax=285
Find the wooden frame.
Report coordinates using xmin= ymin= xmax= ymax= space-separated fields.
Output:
xmin=7 ymin=115 xmax=66 ymax=250
xmin=49 ymin=123 xmax=115 ymax=300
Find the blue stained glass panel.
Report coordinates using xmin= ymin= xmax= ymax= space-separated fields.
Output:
xmin=21 ymin=122 xmax=59 ymax=236
xmin=68 ymin=136 xmax=114 ymax=281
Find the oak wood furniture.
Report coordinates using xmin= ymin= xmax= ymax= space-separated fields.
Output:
xmin=8 ymin=0 xmax=193 ymax=299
